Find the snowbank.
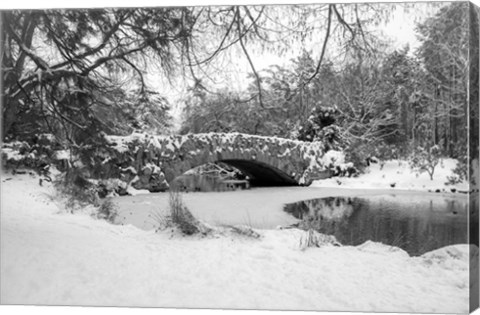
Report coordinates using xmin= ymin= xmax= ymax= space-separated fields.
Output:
xmin=311 ymin=158 xmax=469 ymax=192
xmin=0 ymin=173 xmax=473 ymax=313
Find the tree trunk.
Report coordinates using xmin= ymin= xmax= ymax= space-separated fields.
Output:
xmin=434 ymin=99 xmax=439 ymax=145
xmin=1 ymin=11 xmax=38 ymax=140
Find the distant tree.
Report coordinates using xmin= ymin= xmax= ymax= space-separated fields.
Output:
xmin=409 ymin=144 xmax=441 ymax=180
xmin=258 ymin=51 xmax=342 ymax=137
xmin=325 ymin=45 xmax=401 ymax=162
xmin=379 ymin=47 xmax=431 ymax=154
xmin=180 ymin=51 xmax=342 ymax=138
xmin=179 ymin=89 xmax=258 ymax=134
xmin=336 ymin=57 xmax=389 ymax=142
xmin=416 ymin=2 xmax=469 ymax=157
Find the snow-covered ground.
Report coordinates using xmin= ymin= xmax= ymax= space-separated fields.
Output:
xmin=1 ymin=172 xmax=476 ymax=313
xmin=311 ymin=158 xmax=470 ymax=192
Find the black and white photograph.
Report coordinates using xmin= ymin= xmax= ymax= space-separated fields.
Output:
xmin=1 ymin=0 xmax=479 ymax=313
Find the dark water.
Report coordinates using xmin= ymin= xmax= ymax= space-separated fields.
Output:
xmin=283 ymin=195 xmax=468 ymax=256
xmin=171 ymin=174 xmax=249 ymax=192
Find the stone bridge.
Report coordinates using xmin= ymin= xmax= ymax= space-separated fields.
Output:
xmin=102 ymin=132 xmax=331 ymax=191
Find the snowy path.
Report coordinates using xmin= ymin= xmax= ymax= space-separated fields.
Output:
xmin=1 ymin=174 xmax=474 ymax=313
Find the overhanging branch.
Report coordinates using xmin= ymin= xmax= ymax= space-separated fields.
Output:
xmin=303 ymin=5 xmax=333 ymax=86
xmin=235 ymin=7 xmax=264 ymax=109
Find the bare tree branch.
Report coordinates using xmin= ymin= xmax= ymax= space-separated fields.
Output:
xmin=4 ymin=16 xmax=49 ymax=70
xmin=235 ymin=7 xmax=264 ymax=109
xmin=303 ymin=4 xmax=332 ymax=86
xmin=333 ymin=5 xmax=355 ymax=40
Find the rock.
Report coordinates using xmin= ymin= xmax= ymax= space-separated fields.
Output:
xmin=142 ymin=165 xmax=153 ymax=177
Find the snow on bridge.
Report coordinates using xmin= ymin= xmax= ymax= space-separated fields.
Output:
xmin=104 ymin=132 xmax=331 ymax=191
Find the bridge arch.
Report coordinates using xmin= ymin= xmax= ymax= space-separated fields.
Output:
xmin=104 ymin=132 xmax=330 ymax=191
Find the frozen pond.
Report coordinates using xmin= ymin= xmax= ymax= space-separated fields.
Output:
xmin=283 ymin=195 xmax=468 ymax=256
xmin=113 ymin=187 xmax=468 ymax=241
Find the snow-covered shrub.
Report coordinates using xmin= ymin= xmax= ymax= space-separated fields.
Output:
xmin=322 ymin=150 xmax=358 ymax=177
xmin=343 ymin=140 xmax=375 ymax=173
xmin=322 ymin=150 xmax=345 ymax=168
xmin=96 ymin=198 xmax=118 ymax=222
xmin=317 ymin=125 xmax=344 ymax=151
xmin=374 ymin=142 xmax=408 ymax=160
xmin=97 ymin=178 xmax=128 ymax=197
xmin=451 ymin=153 xmax=468 ymax=183
xmin=54 ymin=169 xmax=100 ymax=211
xmin=1 ymin=136 xmax=123 ymax=210
xmin=1 ymin=135 xmax=61 ymax=175
xmin=409 ymin=145 xmax=442 ymax=180
xmin=296 ymin=104 xmax=345 ymax=151
xmin=446 ymin=174 xmax=462 ymax=186
xmin=334 ymin=162 xmax=357 ymax=177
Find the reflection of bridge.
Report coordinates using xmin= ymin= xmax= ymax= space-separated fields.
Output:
xmin=104 ymin=132 xmax=330 ymax=191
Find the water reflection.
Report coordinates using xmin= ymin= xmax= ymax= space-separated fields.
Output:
xmin=284 ymin=195 xmax=468 ymax=256
xmin=171 ymin=174 xmax=250 ymax=192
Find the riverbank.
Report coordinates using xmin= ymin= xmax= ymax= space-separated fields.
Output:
xmin=311 ymin=158 xmax=470 ymax=192
xmin=1 ymin=172 xmax=475 ymax=313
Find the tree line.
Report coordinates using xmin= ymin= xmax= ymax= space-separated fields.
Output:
xmin=180 ymin=3 xmax=476 ymax=175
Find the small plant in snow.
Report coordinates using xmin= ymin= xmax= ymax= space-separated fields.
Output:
xmin=166 ymin=189 xmax=212 ymax=235
xmin=299 ymin=229 xmax=341 ymax=251
xmin=148 ymin=208 xmax=169 ymax=231
xmin=229 ymin=225 xmax=261 ymax=239
xmin=409 ymin=145 xmax=441 ymax=180
xmin=379 ymin=161 xmax=385 ymax=170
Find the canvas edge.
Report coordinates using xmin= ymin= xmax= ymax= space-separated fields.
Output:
xmin=469 ymin=1 xmax=480 ymax=313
